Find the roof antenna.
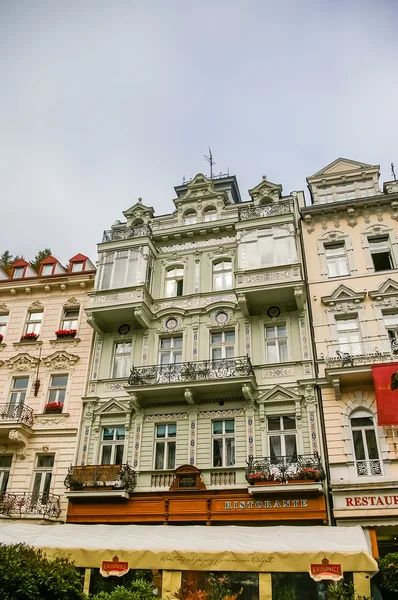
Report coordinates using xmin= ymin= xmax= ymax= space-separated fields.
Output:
xmin=392 ymin=163 xmax=397 ymax=181
xmin=204 ymin=147 xmax=216 ymax=179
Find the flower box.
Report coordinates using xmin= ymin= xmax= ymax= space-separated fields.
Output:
xmin=55 ymin=329 xmax=77 ymax=339
xmin=21 ymin=333 xmax=39 ymax=341
xmin=45 ymin=402 xmax=63 ymax=414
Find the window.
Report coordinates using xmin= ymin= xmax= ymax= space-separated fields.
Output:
xmin=210 ymin=331 xmax=235 ymax=360
xmin=165 ymin=267 xmax=184 ymax=297
xmin=212 ymin=419 xmax=235 ymax=467
xmin=32 ymin=455 xmax=54 ymax=500
xmin=336 ymin=316 xmax=361 ymax=354
xmin=71 ymin=262 xmax=84 ymax=272
xmin=112 ymin=341 xmax=132 ymax=378
xmin=48 ymin=375 xmax=68 ymax=407
xmin=213 ymin=260 xmax=233 ymax=291
xmin=9 ymin=377 xmax=29 ymax=406
xmin=41 ymin=264 xmax=54 ymax=275
xmin=203 ymin=207 xmax=217 ymax=222
xmin=358 ymin=181 xmax=375 ymax=198
xmin=369 ymin=236 xmax=393 ymax=271
xmin=61 ymin=308 xmax=79 ymax=330
xmin=324 ymin=243 xmax=349 ymax=277
xmin=13 ymin=266 xmax=25 ymax=278
xmin=318 ymin=189 xmax=334 ymax=204
xmin=100 ymin=427 xmax=125 ymax=465
xmin=351 ymin=413 xmax=381 ymax=476
xmin=0 ymin=456 xmax=12 ymax=493
xmin=0 ymin=313 xmax=8 ymax=337
xmin=268 ymin=415 xmax=297 ymax=462
xmin=384 ymin=313 xmax=398 ymax=352
xmin=265 ymin=325 xmax=288 ymax=363
xmin=98 ymin=249 xmax=139 ymax=290
xmin=159 ymin=336 xmax=183 ymax=365
xmin=239 ymin=233 xmax=296 ymax=270
xmin=25 ymin=310 xmax=43 ymax=335
xmin=336 ymin=186 xmax=356 ymax=202
xmin=183 ymin=210 xmax=197 ymax=225
xmin=154 ymin=423 xmax=176 ymax=470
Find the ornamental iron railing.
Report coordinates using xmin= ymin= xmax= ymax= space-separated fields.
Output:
xmin=64 ymin=464 xmax=136 ymax=493
xmin=323 ymin=340 xmax=396 ymax=367
xmin=0 ymin=492 xmax=61 ymax=519
xmin=356 ymin=459 xmax=382 ymax=477
xmin=102 ymin=225 xmax=152 ymax=243
xmin=246 ymin=453 xmax=325 ymax=484
xmin=239 ymin=201 xmax=293 ymax=221
xmin=0 ymin=404 xmax=34 ymax=427
xmin=128 ymin=356 xmax=254 ymax=386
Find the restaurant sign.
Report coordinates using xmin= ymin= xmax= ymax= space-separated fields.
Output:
xmin=310 ymin=558 xmax=343 ymax=582
xmin=100 ymin=555 xmax=129 ymax=578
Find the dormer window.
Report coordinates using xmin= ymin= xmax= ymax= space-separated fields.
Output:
xmin=183 ymin=210 xmax=197 ymax=225
xmin=71 ymin=262 xmax=84 ymax=273
xmin=68 ymin=254 xmax=91 ymax=274
xmin=203 ymin=207 xmax=217 ymax=222
xmin=13 ymin=267 xmax=25 ymax=278
xmin=41 ymin=264 xmax=54 ymax=276
xmin=336 ymin=186 xmax=356 ymax=202
xmin=359 ymin=181 xmax=375 ymax=198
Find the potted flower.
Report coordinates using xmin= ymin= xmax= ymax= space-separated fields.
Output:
xmin=55 ymin=329 xmax=77 ymax=339
xmin=247 ymin=472 xmax=275 ymax=485
xmin=294 ymin=467 xmax=322 ymax=482
xmin=21 ymin=332 xmax=39 ymax=341
xmin=45 ymin=401 xmax=63 ymax=414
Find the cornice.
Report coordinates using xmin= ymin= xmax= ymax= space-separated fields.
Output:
xmin=301 ymin=193 xmax=398 ymax=217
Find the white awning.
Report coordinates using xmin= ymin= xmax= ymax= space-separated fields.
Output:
xmin=0 ymin=523 xmax=378 ymax=574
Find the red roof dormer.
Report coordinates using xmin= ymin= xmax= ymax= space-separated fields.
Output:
xmin=68 ymin=253 xmax=95 ymax=273
xmin=10 ymin=259 xmax=31 ymax=279
xmin=38 ymin=256 xmax=66 ymax=276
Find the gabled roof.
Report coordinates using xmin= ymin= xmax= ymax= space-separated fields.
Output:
xmin=307 ymin=157 xmax=379 ymax=181
xmin=248 ymin=176 xmax=282 ymax=201
xmin=10 ymin=259 xmax=29 ymax=267
xmin=321 ymin=284 xmax=366 ymax=305
xmin=69 ymin=254 xmax=89 ymax=262
xmin=123 ymin=199 xmax=154 ymax=220
xmin=39 ymin=255 xmax=60 ymax=265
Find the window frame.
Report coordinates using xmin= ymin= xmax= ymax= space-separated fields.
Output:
xmin=203 ymin=207 xmax=218 ymax=222
xmin=368 ymin=235 xmax=394 ymax=272
xmin=324 ymin=242 xmax=350 ymax=278
xmin=212 ymin=419 xmax=235 ymax=468
xmin=267 ymin=415 xmax=297 ymax=462
xmin=210 ymin=330 xmax=236 ymax=360
xmin=164 ymin=266 xmax=184 ymax=298
xmin=32 ymin=454 xmax=55 ymax=500
xmin=158 ymin=335 xmax=183 ymax=366
xmin=335 ymin=315 xmax=361 ymax=354
xmin=183 ymin=210 xmax=197 ymax=225
xmin=154 ymin=422 xmax=177 ymax=470
xmin=98 ymin=249 xmax=140 ymax=291
xmin=100 ymin=426 xmax=126 ymax=465
xmin=60 ymin=307 xmax=80 ymax=331
xmin=0 ymin=312 xmax=9 ymax=338
xmin=47 ymin=374 xmax=68 ymax=408
xmin=212 ymin=259 xmax=233 ymax=291
xmin=350 ymin=412 xmax=382 ymax=477
xmin=111 ymin=341 xmax=133 ymax=378
xmin=265 ymin=323 xmax=289 ymax=363
xmin=0 ymin=455 xmax=12 ymax=493
xmin=25 ymin=310 xmax=43 ymax=335
xmin=9 ymin=376 xmax=29 ymax=406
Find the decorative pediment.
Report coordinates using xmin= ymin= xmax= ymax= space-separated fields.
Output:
xmin=369 ymin=278 xmax=398 ymax=300
xmin=4 ymin=353 xmax=40 ymax=371
xmin=28 ymin=300 xmax=44 ymax=311
xmin=94 ymin=398 xmax=130 ymax=415
xmin=122 ymin=199 xmax=154 ymax=224
xmin=0 ymin=303 xmax=9 ymax=312
xmin=258 ymin=385 xmax=301 ymax=404
xmin=321 ymin=284 xmax=366 ymax=306
xmin=174 ymin=173 xmax=226 ymax=206
xmin=308 ymin=157 xmax=377 ymax=179
xmin=42 ymin=351 xmax=80 ymax=370
xmin=248 ymin=177 xmax=282 ymax=203
xmin=63 ymin=297 xmax=80 ymax=307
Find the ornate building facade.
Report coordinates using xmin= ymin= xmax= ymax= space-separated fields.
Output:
xmin=301 ymin=158 xmax=398 ymax=556
xmin=0 ymin=253 xmax=95 ymax=521
xmin=65 ymin=173 xmax=328 ymax=529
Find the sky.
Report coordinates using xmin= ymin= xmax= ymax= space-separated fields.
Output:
xmin=0 ymin=0 xmax=397 ymax=266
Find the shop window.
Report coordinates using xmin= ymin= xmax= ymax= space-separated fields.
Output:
xmin=100 ymin=427 xmax=125 ymax=465
xmin=181 ymin=571 xmax=258 ymax=600
xmin=61 ymin=307 xmax=79 ymax=330
xmin=25 ymin=310 xmax=43 ymax=335
xmin=0 ymin=455 xmax=12 ymax=493
xmin=267 ymin=415 xmax=297 ymax=462
xmin=351 ymin=412 xmax=382 ymax=477
xmin=213 ymin=260 xmax=232 ymax=291
xmin=165 ymin=266 xmax=184 ymax=297
xmin=369 ymin=236 xmax=393 ymax=271
xmin=111 ymin=341 xmax=132 ymax=378
xmin=154 ymin=423 xmax=176 ymax=470
xmin=324 ymin=243 xmax=349 ymax=277
xmin=210 ymin=330 xmax=235 ymax=360
xmin=32 ymin=454 xmax=54 ymax=501
xmin=9 ymin=377 xmax=29 ymax=406
xmin=212 ymin=419 xmax=235 ymax=467
xmin=265 ymin=324 xmax=288 ymax=363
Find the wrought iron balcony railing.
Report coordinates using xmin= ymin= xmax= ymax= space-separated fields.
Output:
xmin=0 ymin=492 xmax=61 ymax=519
xmin=356 ymin=459 xmax=382 ymax=477
xmin=246 ymin=453 xmax=325 ymax=485
xmin=239 ymin=201 xmax=293 ymax=221
xmin=102 ymin=225 xmax=152 ymax=243
xmin=64 ymin=464 xmax=136 ymax=493
xmin=0 ymin=404 xmax=34 ymax=427
xmin=323 ymin=340 xmax=397 ymax=367
xmin=128 ymin=356 xmax=254 ymax=386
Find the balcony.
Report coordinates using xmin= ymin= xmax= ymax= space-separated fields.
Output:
xmin=246 ymin=453 xmax=325 ymax=493
xmin=0 ymin=404 xmax=34 ymax=454
xmin=102 ymin=225 xmax=152 ymax=243
xmin=149 ymin=468 xmax=237 ymax=489
xmin=86 ymin=285 xmax=153 ymax=331
xmin=64 ymin=464 xmax=136 ymax=498
xmin=0 ymin=492 xmax=61 ymax=519
xmin=126 ymin=356 xmax=257 ymax=405
xmin=238 ymin=201 xmax=293 ymax=221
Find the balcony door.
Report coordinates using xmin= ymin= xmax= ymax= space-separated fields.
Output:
xmin=336 ymin=316 xmax=361 ymax=355
xmin=351 ymin=413 xmax=381 ymax=477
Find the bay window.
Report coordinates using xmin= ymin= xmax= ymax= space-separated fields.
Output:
xmin=98 ymin=249 xmax=140 ymax=290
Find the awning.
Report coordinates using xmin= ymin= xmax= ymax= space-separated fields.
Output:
xmin=0 ymin=523 xmax=378 ymax=574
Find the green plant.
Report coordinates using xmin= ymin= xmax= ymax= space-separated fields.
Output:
xmin=378 ymin=552 xmax=398 ymax=593
xmin=327 ymin=581 xmax=355 ymax=600
xmin=90 ymin=578 xmax=155 ymax=600
xmin=0 ymin=543 xmax=85 ymax=600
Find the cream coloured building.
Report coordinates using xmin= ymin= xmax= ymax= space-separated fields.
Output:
xmin=301 ymin=158 xmax=398 ymax=556
xmin=0 ymin=253 xmax=95 ymax=522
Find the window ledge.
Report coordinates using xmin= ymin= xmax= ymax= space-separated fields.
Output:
xmin=0 ymin=343 xmax=6 ymax=351
xmin=13 ymin=340 xmax=42 ymax=350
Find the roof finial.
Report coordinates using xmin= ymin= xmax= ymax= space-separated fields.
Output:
xmin=138 ymin=197 xmax=142 ymax=204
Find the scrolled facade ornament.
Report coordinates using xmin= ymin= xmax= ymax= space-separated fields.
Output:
xmin=42 ymin=351 xmax=80 ymax=370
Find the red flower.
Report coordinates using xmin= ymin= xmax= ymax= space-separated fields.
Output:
xmin=55 ymin=329 xmax=77 ymax=336
xmin=21 ymin=333 xmax=39 ymax=339
xmin=45 ymin=402 xmax=63 ymax=409
xmin=0 ymin=334 xmax=3 ymax=341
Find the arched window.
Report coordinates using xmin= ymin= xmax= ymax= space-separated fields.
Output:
xmin=165 ymin=266 xmax=184 ymax=297
xmin=183 ymin=210 xmax=197 ymax=225
xmin=203 ymin=206 xmax=217 ymax=222
xmin=213 ymin=260 xmax=232 ymax=291
xmin=350 ymin=410 xmax=381 ymax=476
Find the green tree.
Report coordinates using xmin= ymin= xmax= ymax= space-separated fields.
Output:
xmin=30 ymin=248 xmax=52 ymax=272
xmin=0 ymin=543 xmax=86 ymax=600
xmin=0 ymin=251 xmax=15 ymax=274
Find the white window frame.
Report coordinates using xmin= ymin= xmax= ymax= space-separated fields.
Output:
xmin=47 ymin=374 xmax=68 ymax=407
xmin=350 ymin=412 xmax=382 ymax=477
xmin=164 ymin=266 xmax=184 ymax=298
xmin=336 ymin=185 xmax=356 ymax=202
xmin=71 ymin=261 xmax=84 ymax=272
xmin=203 ymin=207 xmax=217 ymax=222
xmin=324 ymin=242 xmax=349 ymax=277
xmin=0 ymin=312 xmax=9 ymax=337
xmin=336 ymin=316 xmax=361 ymax=355
xmin=265 ymin=324 xmax=289 ymax=363
xmin=25 ymin=310 xmax=43 ymax=335
xmin=98 ymin=249 xmax=140 ymax=291
xmin=358 ymin=181 xmax=376 ymax=198
xmin=212 ymin=419 xmax=235 ymax=467
xmin=213 ymin=260 xmax=233 ymax=291
xmin=154 ymin=423 xmax=176 ymax=470
xmin=60 ymin=307 xmax=79 ymax=330
xmin=267 ymin=415 xmax=297 ymax=461
xmin=13 ymin=266 xmax=25 ymax=278
xmin=41 ymin=264 xmax=55 ymax=276
xmin=368 ymin=235 xmax=394 ymax=272
xmin=0 ymin=455 xmax=12 ymax=493
xmin=9 ymin=376 xmax=29 ymax=406
xmin=100 ymin=427 xmax=126 ymax=465
xmin=158 ymin=336 xmax=183 ymax=365
xmin=210 ymin=330 xmax=235 ymax=360
xmin=183 ymin=210 xmax=197 ymax=225
xmin=111 ymin=341 xmax=132 ymax=378
xmin=32 ymin=454 xmax=54 ymax=499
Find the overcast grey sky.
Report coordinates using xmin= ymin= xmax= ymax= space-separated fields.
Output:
xmin=0 ymin=0 xmax=397 ymax=266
